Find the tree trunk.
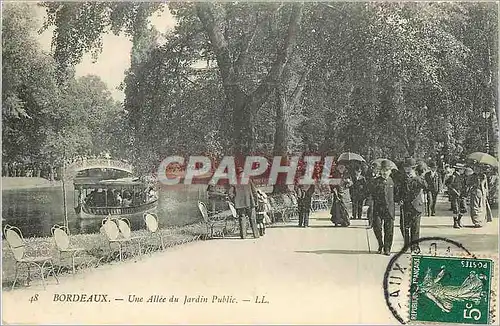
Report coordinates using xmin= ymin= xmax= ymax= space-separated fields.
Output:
xmin=273 ymin=88 xmax=290 ymax=194
xmin=196 ymin=3 xmax=303 ymax=157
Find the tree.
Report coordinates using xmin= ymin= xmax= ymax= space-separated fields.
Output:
xmin=2 ymin=3 xmax=126 ymax=169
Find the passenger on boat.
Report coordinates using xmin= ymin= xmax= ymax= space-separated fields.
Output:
xmin=94 ymin=189 xmax=107 ymax=207
xmin=148 ymin=187 xmax=157 ymax=202
xmin=106 ymin=190 xmax=115 ymax=206
xmin=122 ymin=192 xmax=132 ymax=207
xmin=116 ymin=192 xmax=123 ymax=206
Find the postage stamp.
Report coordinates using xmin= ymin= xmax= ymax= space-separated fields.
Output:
xmin=409 ymin=256 xmax=494 ymax=324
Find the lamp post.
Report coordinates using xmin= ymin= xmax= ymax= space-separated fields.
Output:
xmin=482 ymin=110 xmax=491 ymax=154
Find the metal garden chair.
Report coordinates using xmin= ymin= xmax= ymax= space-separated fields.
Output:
xmin=143 ymin=213 xmax=164 ymax=252
xmin=4 ymin=224 xmax=59 ymax=290
xmin=198 ymin=201 xmax=228 ymax=238
xmin=51 ymin=224 xmax=85 ymax=274
xmin=101 ymin=217 xmax=143 ymax=261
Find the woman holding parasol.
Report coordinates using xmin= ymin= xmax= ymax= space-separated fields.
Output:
xmin=329 ymin=152 xmax=365 ymax=226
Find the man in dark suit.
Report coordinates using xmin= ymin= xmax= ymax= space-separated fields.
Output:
xmin=365 ymin=162 xmax=380 ymax=228
xmin=445 ymin=163 xmax=467 ymax=228
xmin=424 ymin=161 xmax=441 ymax=216
xmin=350 ymin=168 xmax=367 ymax=219
xmin=296 ymin=183 xmax=316 ymax=227
xmin=400 ymin=158 xmax=428 ymax=252
xmin=229 ymin=167 xmax=260 ymax=239
xmin=368 ymin=160 xmax=395 ymax=256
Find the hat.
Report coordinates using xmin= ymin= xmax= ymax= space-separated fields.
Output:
xmin=402 ymin=158 xmax=418 ymax=168
xmin=454 ymin=163 xmax=465 ymax=169
xmin=428 ymin=161 xmax=437 ymax=168
xmin=380 ymin=159 xmax=393 ymax=171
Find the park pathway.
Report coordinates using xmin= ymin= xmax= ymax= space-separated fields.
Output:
xmin=2 ymin=198 xmax=498 ymax=325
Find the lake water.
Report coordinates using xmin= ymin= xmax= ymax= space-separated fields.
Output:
xmin=2 ymin=184 xmax=208 ymax=238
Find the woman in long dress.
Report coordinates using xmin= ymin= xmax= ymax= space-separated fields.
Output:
xmin=467 ymin=168 xmax=489 ymax=228
xmin=330 ymin=165 xmax=352 ymax=227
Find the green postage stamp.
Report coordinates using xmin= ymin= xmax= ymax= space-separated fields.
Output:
xmin=409 ymin=256 xmax=494 ymax=324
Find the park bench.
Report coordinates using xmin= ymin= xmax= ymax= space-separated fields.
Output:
xmin=4 ymin=224 xmax=59 ymax=290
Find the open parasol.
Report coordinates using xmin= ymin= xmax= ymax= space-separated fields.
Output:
xmin=467 ymin=152 xmax=498 ymax=167
xmin=372 ymin=158 xmax=397 ymax=170
xmin=337 ymin=152 xmax=365 ymax=163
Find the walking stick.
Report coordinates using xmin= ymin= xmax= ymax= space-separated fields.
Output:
xmin=400 ymin=202 xmax=405 ymax=246
xmin=365 ymin=224 xmax=371 ymax=253
xmin=425 ymin=191 xmax=430 ymax=217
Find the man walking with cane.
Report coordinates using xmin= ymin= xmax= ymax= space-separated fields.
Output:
xmin=400 ymin=158 xmax=428 ymax=253
xmin=368 ymin=160 xmax=396 ymax=256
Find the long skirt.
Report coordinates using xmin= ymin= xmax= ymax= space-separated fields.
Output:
xmin=330 ymin=196 xmax=350 ymax=227
xmin=470 ymin=189 xmax=487 ymax=227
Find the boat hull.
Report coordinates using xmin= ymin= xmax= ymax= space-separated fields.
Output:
xmin=75 ymin=200 xmax=158 ymax=219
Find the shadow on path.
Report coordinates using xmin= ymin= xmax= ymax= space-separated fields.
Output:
xmin=296 ymin=249 xmax=373 ymax=255
xmin=267 ymin=224 xmax=299 ymax=229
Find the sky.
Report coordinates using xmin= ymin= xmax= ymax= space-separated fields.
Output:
xmin=34 ymin=3 xmax=177 ymax=102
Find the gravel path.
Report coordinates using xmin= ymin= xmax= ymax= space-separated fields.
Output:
xmin=2 ymin=199 xmax=498 ymax=325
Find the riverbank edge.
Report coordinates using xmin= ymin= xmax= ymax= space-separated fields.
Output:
xmin=1 ymin=222 xmax=218 ymax=289
xmin=2 ymin=177 xmax=62 ymax=191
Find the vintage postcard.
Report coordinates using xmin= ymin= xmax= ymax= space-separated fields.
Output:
xmin=2 ymin=1 xmax=499 ymax=324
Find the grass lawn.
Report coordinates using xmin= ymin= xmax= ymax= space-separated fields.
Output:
xmin=1 ymin=222 xmax=239 ymax=289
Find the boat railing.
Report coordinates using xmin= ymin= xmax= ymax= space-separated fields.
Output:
xmin=82 ymin=200 xmax=158 ymax=216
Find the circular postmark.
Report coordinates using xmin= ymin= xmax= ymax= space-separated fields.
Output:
xmin=383 ymin=237 xmax=476 ymax=324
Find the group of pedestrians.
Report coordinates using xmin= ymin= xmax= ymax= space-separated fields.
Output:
xmin=204 ymin=156 xmax=495 ymax=250
xmin=207 ymin=167 xmax=268 ymax=239
xmin=327 ymin=157 xmax=496 ymax=255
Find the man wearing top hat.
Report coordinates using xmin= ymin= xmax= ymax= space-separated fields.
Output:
xmin=368 ymin=159 xmax=395 ymax=255
xmin=424 ymin=161 xmax=442 ymax=216
xmin=400 ymin=158 xmax=428 ymax=252
xmin=445 ymin=162 xmax=468 ymax=228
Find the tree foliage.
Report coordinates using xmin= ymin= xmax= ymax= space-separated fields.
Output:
xmin=2 ymin=3 xmax=124 ymax=167
xmin=6 ymin=2 xmax=498 ymax=178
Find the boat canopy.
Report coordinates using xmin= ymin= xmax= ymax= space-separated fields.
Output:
xmin=74 ymin=177 xmax=146 ymax=189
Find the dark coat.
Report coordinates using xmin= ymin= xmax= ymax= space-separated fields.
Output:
xmin=369 ymin=176 xmax=396 ymax=219
xmin=230 ymin=180 xmax=258 ymax=209
xmin=350 ymin=175 xmax=367 ymax=200
xmin=445 ymin=172 xmax=466 ymax=198
xmin=424 ymin=170 xmax=441 ymax=193
xmin=302 ymin=185 xmax=315 ymax=211
xmin=402 ymin=175 xmax=428 ymax=213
